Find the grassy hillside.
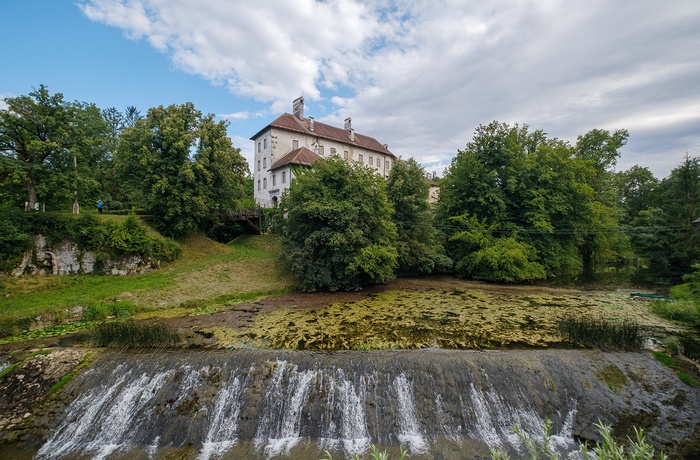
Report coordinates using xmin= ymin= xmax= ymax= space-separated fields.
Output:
xmin=0 ymin=233 xmax=296 ymax=339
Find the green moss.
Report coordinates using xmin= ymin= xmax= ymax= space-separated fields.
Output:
xmin=595 ymin=364 xmax=629 ymax=393
xmin=676 ymin=371 xmax=700 ymax=387
xmin=653 ymin=351 xmax=673 ymax=366
xmin=0 ymin=363 xmax=17 ymax=380
xmin=48 ymin=372 xmax=75 ymax=395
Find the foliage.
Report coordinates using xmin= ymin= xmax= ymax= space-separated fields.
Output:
xmin=92 ymin=321 xmax=181 ymax=349
xmin=0 ymin=85 xmax=111 ymax=212
xmin=649 ymin=300 xmax=699 ymax=325
xmin=447 ymin=214 xmax=545 ymax=282
xmin=0 ymin=204 xmax=32 ymax=270
xmin=662 ymin=336 xmax=681 ymax=356
xmin=278 ymin=156 xmax=398 ymax=291
xmin=387 ymin=157 xmax=451 ymax=275
xmin=491 ymin=419 xmax=666 ymax=460
xmin=558 ymin=316 xmax=644 ymax=350
xmin=321 ymin=444 xmax=408 ymax=460
xmin=115 ymin=103 xmax=248 ymax=237
xmin=438 ymin=121 xmax=629 ymax=282
xmin=3 ymin=212 xmax=182 ymax=268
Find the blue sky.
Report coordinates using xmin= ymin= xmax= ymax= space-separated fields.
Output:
xmin=2 ymin=0 xmax=700 ymax=178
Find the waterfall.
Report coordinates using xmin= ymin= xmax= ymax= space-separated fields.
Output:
xmin=393 ymin=373 xmax=427 ymax=454
xmin=28 ymin=349 xmax=695 ymax=460
xmin=253 ymin=360 xmax=315 ymax=457
xmin=197 ymin=370 xmax=246 ymax=460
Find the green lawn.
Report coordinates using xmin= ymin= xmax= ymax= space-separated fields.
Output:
xmin=0 ymin=234 xmax=296 ymax=326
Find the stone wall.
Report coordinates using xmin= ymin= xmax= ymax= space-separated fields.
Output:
xmin=11 ymin=235 xmax=157 ymax=276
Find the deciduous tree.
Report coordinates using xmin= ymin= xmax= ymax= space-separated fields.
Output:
xmin=278 ymin=156 xmax=397 ymax=291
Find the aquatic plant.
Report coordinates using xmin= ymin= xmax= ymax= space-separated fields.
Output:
xmin=558 ymin=316 xmax=644 ymax=350
xmin=92 ymin=321 xmax=181 ymax=349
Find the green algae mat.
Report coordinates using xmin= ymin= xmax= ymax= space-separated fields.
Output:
xmin=201 ymin=286 xmax=684 ymax=351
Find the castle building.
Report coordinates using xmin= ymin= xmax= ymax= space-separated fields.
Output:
xmin=251 ymin=97 xmax=396 ymax=207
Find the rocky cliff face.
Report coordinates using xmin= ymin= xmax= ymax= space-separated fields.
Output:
xmin=11 ymin=235 xmax=156 ymax=276
xmin=0 ymin=349 xmax=698 ymax=459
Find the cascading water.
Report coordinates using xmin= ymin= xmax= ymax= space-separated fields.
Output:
xmin=25 ymin=349 xmax=700 ymax=459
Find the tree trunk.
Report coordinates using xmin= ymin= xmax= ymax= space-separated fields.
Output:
xmin=25 ymin=180 xmax=38 ymax=212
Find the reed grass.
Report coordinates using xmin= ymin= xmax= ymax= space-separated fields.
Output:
xmin=93 ymin=321 xmax=181 ymax=349
xmin=558 ymin=316 xmax=644 ymax=350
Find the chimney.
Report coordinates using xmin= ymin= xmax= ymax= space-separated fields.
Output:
xmin=293 ymin=96 xmax=304 ymax=119
xmin=349 ymin=129 xmax=355 ymax=142
xmin=344 ymin=117 xmax=352 ymax=131
xmin=307 ymin=116 xmax=314 ymax=131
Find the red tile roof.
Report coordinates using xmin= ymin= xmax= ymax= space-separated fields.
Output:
xmin=270 ymin=147 xmax=321 ymax=171
xmin=251 ymin=113 xmax=395 ymax=158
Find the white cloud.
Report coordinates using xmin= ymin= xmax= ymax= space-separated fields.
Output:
xmin=79 ymin=0 xmax=700 ymax=178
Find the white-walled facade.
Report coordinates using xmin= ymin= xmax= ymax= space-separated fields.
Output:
xmin=252 ymin=98 xmax=396 ymax=208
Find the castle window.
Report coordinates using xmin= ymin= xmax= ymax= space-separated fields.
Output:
xmin=258 ymin=180 xmax=261 ymax=191
xmin=282 ymin=171 xmax=286 ymax=183
xmin=257 ymin=142 xmax=261 ymax=152
xmin=257 ymin=160 xmax=260 ymax=171
xmin=319 ymin=145 xmax=324 ymax=156
xmin=359 ymin=154 xmax=363 ymax=163
xmin=272 ymin=174 xmax=276 ymax=186
xmin=263 ymin=178 xmax=267 ymax=189
xmin=263 ymin=157 xmax=267 ymax=169
xmin=344 ymin=150 xmax=349 ymax=160
xmin=293 ymin=140 xmax=299 ymax=150
xmin=369 ymin=156 xmax=373 ymax=166
xmin=264 ymin=138 xmax=267 ymax=149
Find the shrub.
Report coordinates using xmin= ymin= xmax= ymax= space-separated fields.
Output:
xmin=0 ymin=204 xmax=32 ymax=270
xmin=491 ymin=419 xmax=666 ymax=460
xmin=649 ymin=300 xmax=699 ymax=325
xmin=93 ymin=321 xmax=181 ymax=349
xmin=83 ymin=301 xmax=137 ymax=321
xmin=662 ymin=336 xmax=681 ymax=355
xmin=558 ymin=316 xmax=644 ymax=350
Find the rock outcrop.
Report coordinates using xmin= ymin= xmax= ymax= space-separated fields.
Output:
xmin=12 ymin=235 xmax=156 ymax=276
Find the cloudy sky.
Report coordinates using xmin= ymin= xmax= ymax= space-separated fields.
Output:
xmin=2 ymin=0 xmax=699 ymax=178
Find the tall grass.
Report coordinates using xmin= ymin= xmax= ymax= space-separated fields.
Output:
xmin=93 ymin=321 xmax=181 ymax=349
xmin=558 ymin=316 xmax=644 ymax=350
xmin=649 ymin=300 xmax=699 ymax=324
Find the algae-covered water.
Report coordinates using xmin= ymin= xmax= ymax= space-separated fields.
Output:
xmin=201 ymin=288 xmax=683 ymax=351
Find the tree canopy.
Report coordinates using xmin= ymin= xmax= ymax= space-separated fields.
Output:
xmin=386 ymin=157 xmax=451 ymax=275
xmin=278 ymin=156 xmax=398 ymax=291
xmin=114 ymin=103 xmax=248 ymax=237
xmin=0 ymin=85 xmax=110 ymax=212
xmin=437 ymin=121 xmax=629 ymax=282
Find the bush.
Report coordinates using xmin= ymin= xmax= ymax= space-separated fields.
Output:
xmin=0 ymin=205 xmax=32 ymax=270
xmin=83 ymin=301 xmax=137 ymax=321
xmin=558 ymin=316 xmax=644 ymax=350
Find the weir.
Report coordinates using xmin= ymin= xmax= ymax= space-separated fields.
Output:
xmin=27 ymin=349 xmax=700 ymax=459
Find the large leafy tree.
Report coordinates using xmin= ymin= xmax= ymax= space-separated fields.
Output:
xmin=438 ymin=121 xmax=629 ymax=282
xmin=278 ymin=156 xmax=398 ymax=291
xmin=386 ymin=157 xmax=451 ymax=275
xmin=115 ymin=103 xmax=248 ymax=236
xmin=0 ymin=85 xmax=109 ymax=212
